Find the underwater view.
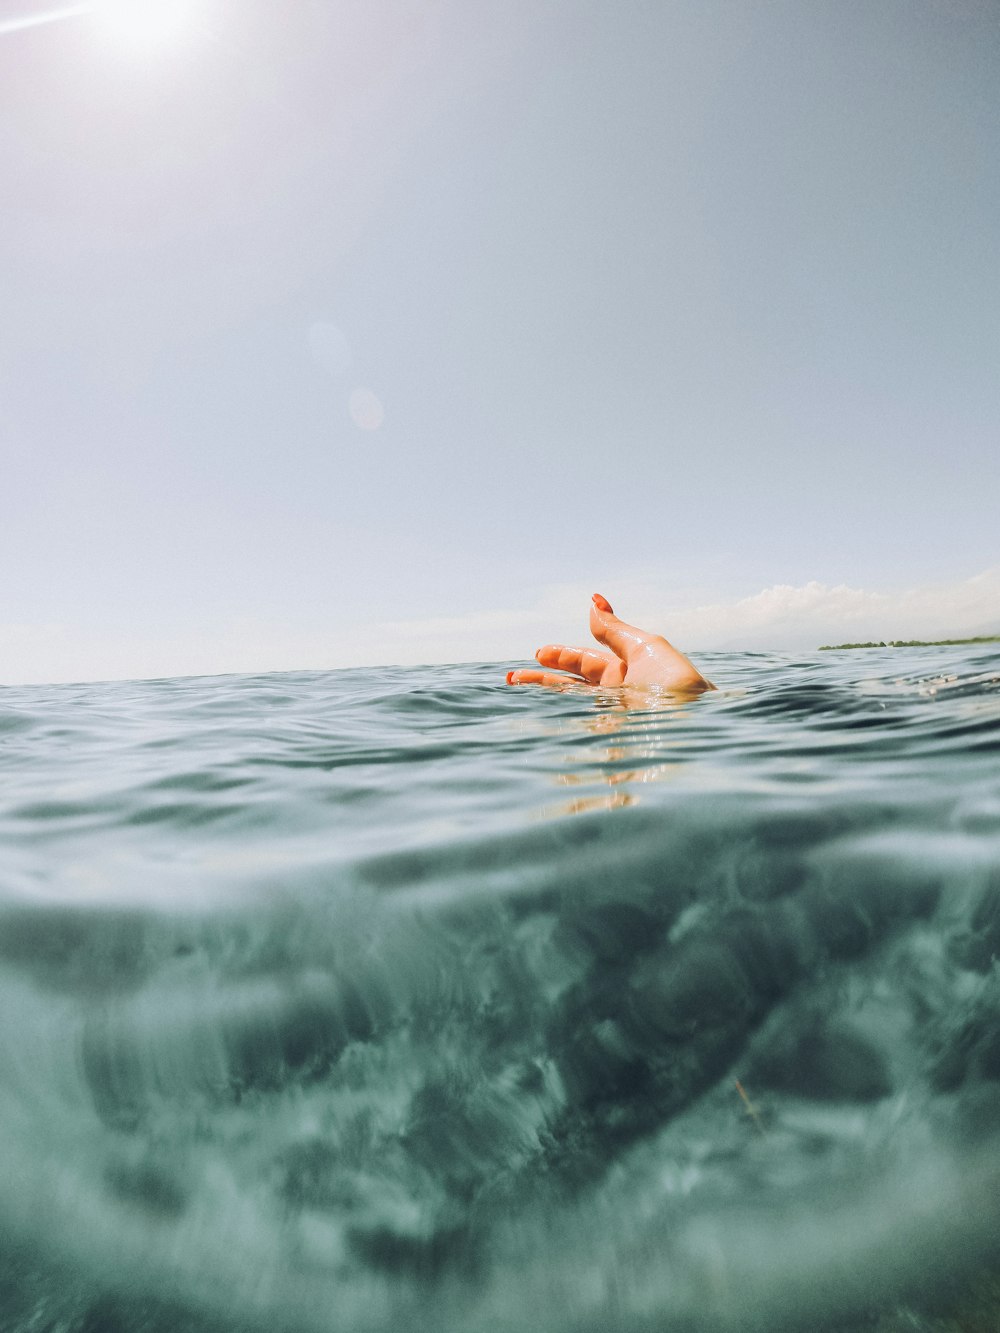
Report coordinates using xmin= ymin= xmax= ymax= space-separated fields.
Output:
xmin=1 ymin=646 xmax=999 ymax=1332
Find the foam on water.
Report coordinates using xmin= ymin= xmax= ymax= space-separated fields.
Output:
xmin=1 ymin=648 xmax=999 ymax=1331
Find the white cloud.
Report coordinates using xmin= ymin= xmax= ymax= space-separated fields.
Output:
xmin=663 ymin=567 xmax=1000 ymax=650
xmin=2 ymin=568 xmax=997 ymax=685
xmin=361 ymin=567 xmax=1000 ymax=659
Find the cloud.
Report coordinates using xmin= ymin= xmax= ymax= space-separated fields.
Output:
xmin=360 ymin=567 xmax=1000 ymax=659
xmin=2 ymin=568 xmax=997 ymax=685
xmin=663 ymin=567 xmax=1000 ymax=650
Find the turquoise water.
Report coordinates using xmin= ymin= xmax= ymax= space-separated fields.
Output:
xmin=1 ymin=648 xmax=999 ymax=1332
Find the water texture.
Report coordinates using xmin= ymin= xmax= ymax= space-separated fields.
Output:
xmin=1 ymin=648 xmax=999 ymax=1332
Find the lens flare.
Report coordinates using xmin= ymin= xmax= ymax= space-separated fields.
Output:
xmin=349 ymin=388 xmax=385 ymax=432
xmin=0 ymin=5 xmax=88 ymax=38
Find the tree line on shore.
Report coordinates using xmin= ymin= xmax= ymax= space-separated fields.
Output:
xmin=818 ymin=636 xmax=1000 ymax=650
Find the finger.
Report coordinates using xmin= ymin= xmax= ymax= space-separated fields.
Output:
xmin=590 ymin=593 xmax=712 ymax=691
xmin=535 ymin=644 xmax=620 ymax=685
xmin=590 ymin=592 xmax=648 ymax=662
xmin=506 ymin=669 xmax=585 ymax=688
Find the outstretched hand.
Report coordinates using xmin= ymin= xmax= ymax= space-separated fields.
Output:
xmin=506 ymin=594 xmax=714 ymax=694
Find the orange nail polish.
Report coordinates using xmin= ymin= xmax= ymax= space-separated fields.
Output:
xmin=506 ymin=671 xmax=515 ymax=685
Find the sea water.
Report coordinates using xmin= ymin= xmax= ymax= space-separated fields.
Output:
xmin=1 ymin=648 xmax=998 ymax=1333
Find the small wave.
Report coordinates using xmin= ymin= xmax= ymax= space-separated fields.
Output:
xmin=0 ymin=655 xmax=998 ymax=1331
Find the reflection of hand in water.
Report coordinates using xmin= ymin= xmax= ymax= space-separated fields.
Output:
xmin=545 ymin=683 xmax=690 ymax=816
xmin=507 ymin=593 xmax=715 ymax=694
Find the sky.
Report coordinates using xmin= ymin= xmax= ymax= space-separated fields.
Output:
xmin=2 ymin=0 xmax=998 ymax=684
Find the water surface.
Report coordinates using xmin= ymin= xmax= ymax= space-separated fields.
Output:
xmin=1 ymin=647 xmax=999 ymax=1331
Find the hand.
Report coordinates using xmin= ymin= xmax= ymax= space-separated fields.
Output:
xmin=506 ymin=594 xmax=714 ymax=694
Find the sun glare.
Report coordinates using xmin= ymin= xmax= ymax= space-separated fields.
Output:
xmin=91 ymin=0 xmax=202 ymax=53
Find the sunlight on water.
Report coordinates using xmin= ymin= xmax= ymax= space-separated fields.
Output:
xmin=0 ymin=648 xmax=998 ymax=1331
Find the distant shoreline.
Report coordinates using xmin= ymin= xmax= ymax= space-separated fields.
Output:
xmin=818 ymin=636 xmax=1000 ymax=650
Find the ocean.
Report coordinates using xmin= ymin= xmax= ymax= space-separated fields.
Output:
xmin=1 ymin=647 xmax=998 ymax=1333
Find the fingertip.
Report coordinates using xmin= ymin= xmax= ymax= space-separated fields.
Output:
xmin=592 ymin=593 xmax=613 ymax=613
xmin=506 ymin=670 xmax=516 ymax=685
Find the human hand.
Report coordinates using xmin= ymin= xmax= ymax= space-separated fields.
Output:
xmin=506 ymin=594 xmax=714 ymax=694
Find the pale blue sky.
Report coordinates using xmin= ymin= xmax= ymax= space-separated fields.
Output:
xmin=2 ymin=0 xmax=998 ymax=682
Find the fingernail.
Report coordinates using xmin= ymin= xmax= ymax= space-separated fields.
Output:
xmin=506 ymin=671 xmax=515 ymax=685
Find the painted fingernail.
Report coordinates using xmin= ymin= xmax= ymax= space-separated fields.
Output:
xmin=506 ymin=670 xmax=515 ymax=685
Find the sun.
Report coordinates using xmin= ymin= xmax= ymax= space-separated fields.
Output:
xmin=91 ymin=0 xmax=203 ymax=54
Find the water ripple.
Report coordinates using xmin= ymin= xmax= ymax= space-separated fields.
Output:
xmin=0 ymin=650 xmax=998 ymax=1331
